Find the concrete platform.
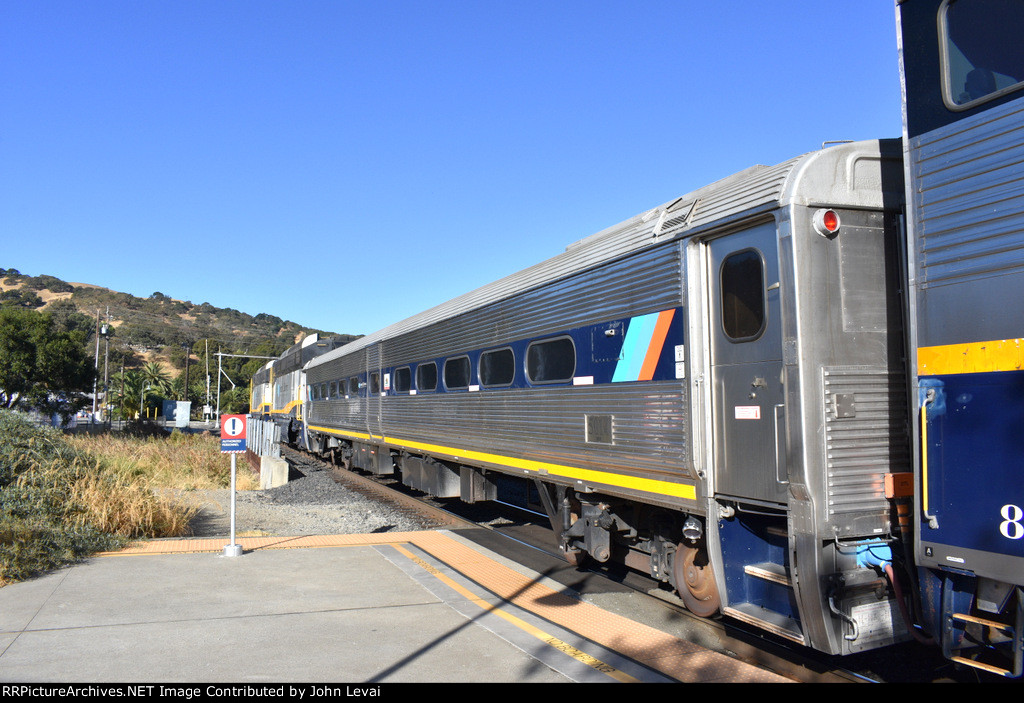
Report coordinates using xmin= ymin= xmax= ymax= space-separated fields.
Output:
xmin=0 ymin=531 xmax=792 ymax=684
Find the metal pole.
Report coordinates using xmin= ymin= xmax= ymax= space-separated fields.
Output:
xmin=216 ymin=349 xmax=222 ymax=424
xmin=102 ymin=310 xmax=109 ymax=425
xmin=223 ymin=452 xmax=242 ymax=558
xmin=91 ymin=309 xmax=100 ymax=423
xmin=205 ymin=339 xmax=211 ymax=423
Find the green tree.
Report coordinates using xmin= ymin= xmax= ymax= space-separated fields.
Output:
xmin=108 ymin=369 xmax=160 ymax=420
xmin=219 ymin=386 xmax=250 ymax=414
xmin=0 ymin=308 xmax=94 ymax=420
xmin=0 ymin=289 xmax=44 ymax=309
xmin=141 ymin=361 xmax=172 ymax=396
xmin=46 ymin=299 xmax=93 ymax=337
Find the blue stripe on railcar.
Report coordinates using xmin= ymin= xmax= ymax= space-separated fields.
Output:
xmin=328 ymin=307 xmax=687 ymax=398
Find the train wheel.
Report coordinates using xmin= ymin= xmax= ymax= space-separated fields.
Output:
xmin=673 ymin=543 xmax=721 ymax=617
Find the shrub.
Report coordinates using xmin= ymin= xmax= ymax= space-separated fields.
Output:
xmin=0 ymin=413 xmax=126 ymax=584
xmin=0 ymin=412 xmax=206 ymax=586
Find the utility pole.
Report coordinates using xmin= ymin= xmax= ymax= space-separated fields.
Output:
xmin=205 ymin=339 xmax=212 ymax=421
xmin=91 ymin=309 xmax=100 ymax=423
xmin=101 ymin=307 xmax=109 ymax=424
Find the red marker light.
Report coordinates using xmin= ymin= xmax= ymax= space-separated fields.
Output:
xmin=822 ymin=210 xmax=839 ymax=232
xmin=813 ymin=209 xmax=841 ymax=237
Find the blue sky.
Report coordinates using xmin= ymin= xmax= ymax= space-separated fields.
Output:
xmin=1 ymin=2 xmax=903 ymax=339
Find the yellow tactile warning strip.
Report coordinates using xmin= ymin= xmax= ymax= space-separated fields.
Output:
xmin=98 ymin=532 xmax=791 ymax=683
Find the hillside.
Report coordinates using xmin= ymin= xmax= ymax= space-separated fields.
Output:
xmin=0 ymin=266 xmax=359 ymax=379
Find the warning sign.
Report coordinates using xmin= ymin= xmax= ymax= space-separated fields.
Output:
xmin=220 ymin=414 xmax=247 ymax=453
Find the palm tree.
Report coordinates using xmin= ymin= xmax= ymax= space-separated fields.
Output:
xmin=141 ymin=361 xmax=172 ymax=396
xmin=109 ymin=369 xmax=150 ymax=420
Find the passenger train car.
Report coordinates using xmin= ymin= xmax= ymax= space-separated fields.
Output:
xmin=250 ymin=334 xmax=342 ymax=444
xmin=899 ymin=0 xmax=1024 ymax=676
xmin=254 ymin=1 xmax=1024 ymax=676
xmin=303 ymin=139 xmax=910 ymax=658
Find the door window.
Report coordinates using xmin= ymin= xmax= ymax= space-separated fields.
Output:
xmin=720 ymin=249 xmax=766 ymax=341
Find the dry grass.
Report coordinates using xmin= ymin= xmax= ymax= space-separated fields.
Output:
xmin=9 ymin=458 xmax=197 ymax=541
xmin=61 ymin=431 xmax=258 ymax=541
xmin=67 ymin=469 xmax=198 ymax=538
xmin=69 ymin=432 xmax=259 ymax=492
xmin=2 ymin=414 xmax=263 ymax=586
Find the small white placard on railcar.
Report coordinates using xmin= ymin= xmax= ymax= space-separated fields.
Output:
xmin=735 ymin=406 xmax=761 ymax=420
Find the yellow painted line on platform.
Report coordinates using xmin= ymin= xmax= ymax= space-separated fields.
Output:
xmin=391 ymin=542 xmax=640 ymax=683
xmin=97 ymin=531 xmax=790 ymax=683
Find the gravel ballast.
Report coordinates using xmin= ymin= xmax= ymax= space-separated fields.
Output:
xmin=182 ymin=461 xmax=442 ymax=538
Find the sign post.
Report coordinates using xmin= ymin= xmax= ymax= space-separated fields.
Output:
xmin=220 ymin=414 xmax=247 ymax=558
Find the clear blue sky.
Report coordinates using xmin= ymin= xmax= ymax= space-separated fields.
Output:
xmin=1 ymin=1 xmax=903 ymax=339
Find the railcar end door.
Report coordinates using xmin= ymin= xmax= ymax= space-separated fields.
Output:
xmin=706 ymin=222 xmax=787 ymax=505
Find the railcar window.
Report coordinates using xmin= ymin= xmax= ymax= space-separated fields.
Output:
xmin=941 ymin=0 xmax=1024 ymax=108
xmin=370 ymin=373 xmax=380 ymax=395
xmin=329 ymin=381 xmax=337 ymax=398
xmin=348 ymin=377 xmax=359 ymax=395
xmin=526 ymin=337 xmax=576 ymax=384
xmin=394 ymin=367 xmax=412 ymax=393
xmin=721 ymin=249 xmax=766 ymax=341
xmin=480 ymin=348 xmax=515 ymax=386
xmin=444 ymin=356 xmax=471 ymax=389
xmin=417 ymin=362 xmax=438 ymax=391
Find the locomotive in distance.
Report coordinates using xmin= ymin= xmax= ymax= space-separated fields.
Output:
xmin=252 ymin=0 xmax=1024 ymax=678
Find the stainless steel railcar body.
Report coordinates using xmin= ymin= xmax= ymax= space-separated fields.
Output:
xmin=250 ymin=360 xmax=273 ymax=416
xmin=252 ymin=334 xmax=340 ymax=444
xmin=898 ymin=0 xmax=1024 ymax=675
xmin=304 ymin=139 xmax=909 ymax=656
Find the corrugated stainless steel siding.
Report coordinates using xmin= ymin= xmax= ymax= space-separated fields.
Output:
xmin=823 ymin=368 xmax=911 ymax=516
xmin=273 ymin=370 xmax=299 ymax=411
xmin=306 ymin=242 xmax=683 ymax=379
xmin=384 ymin=243 xmax=683 ymax=364
xmin=308 ymin=157 xmax=804 ymax=373
xmin=677 ymin=162 xmax=795 ymax=233
xmin=385 ymin=383 xmax=688 ymax=477
xmin=311 ymin=381 xmax=689 ymax=480
xmin=308 ymin=243 xmax=691 ymax=484
xmin=910 ymin=97 xmax=1024 ymax=289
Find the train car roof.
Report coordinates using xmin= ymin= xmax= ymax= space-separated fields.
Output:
xmin=308 ymin=138 xmax=902 ymax=371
